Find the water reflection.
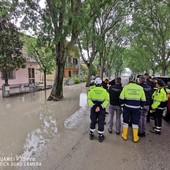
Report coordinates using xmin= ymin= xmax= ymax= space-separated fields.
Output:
xmin=19 ymin=100 xmax=58 ymax=158
xmin=64 ymin=107 xmax=89 ymax=128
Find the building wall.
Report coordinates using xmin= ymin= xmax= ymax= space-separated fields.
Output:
xmin=0 ymin=62 xmax=40 ymax=88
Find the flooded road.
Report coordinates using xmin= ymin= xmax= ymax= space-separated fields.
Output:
xmin=0 ymin=83 xmax=89 ymax=170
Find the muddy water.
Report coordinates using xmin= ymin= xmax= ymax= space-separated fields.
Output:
xmin=0 ymin=83 xmax=89 ymax=170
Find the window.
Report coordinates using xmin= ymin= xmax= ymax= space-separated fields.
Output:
xmin=28 ymin=68 xmax=35 ymax=84
xmin=68 ymin=57 xmax=73 ymax=64
xmin=1 ymin=70 xmax=16 ymax=79
xmin=73 ymin=58 xmax=78 ymax=65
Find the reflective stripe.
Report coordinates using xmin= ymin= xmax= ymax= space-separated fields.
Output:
xmin=112 ymin=88 xmax=122 ymax=92
xmin=92 ymin=99 xmax=104 ymax=102
xmin=125 ymin=98 xmax=141 ymax=101
xmin=156 ymin=126 xmax=161 ymax=129
xmin=123 ymin=123 xmax=128 ymax=128
xmin=132 ymin=124 xmax=139 ymax=129
xmin=90 ymin=129 xmax=95 ymax=132
xmin=157 ymin=107 xmax=166 ymax=110
xmin=125 ymin=104 xmax=140 ymax=108
xmin=162 ymin=100 xmax=168 ymax=102
xmin=98 ymin=130 xmax=104 ymax=134
xmin=144 ymin=87 xmax=152 ymax=91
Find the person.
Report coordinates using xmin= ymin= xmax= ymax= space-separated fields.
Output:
xmin=108 ymin=77 xmax=122 ymax=134
xmin=150 ymin=79 xmax=168 ymax=134
xmin=102 ymin=78 xmax=110 ymax=91
xmin=89 ymin=76 xmax=96 ymax=90
xmin=87 ymin=77 xmax=109 ymax=142
xmin=119 ymin=75 xmax=146 ymax=143
xmin=151 ymin=77 xmax=158 ymax=89
xmin=101 ymin=78 xmax=110 ymax=116
xmin=147 ymin=77 xmax=158 ymax=122
xmin=144 ymin=73 xmax=152 ymax=87
xmin=164 ymin=82 xmax=170 ymax=121
xmin=138 ymin=76 xmax=152 ymax=137
xmin=109 ymin=78 xmax=115 ymax=86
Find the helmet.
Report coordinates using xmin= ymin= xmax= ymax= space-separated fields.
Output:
xmin=129 ymin=75 xmax=135 ymax=83
xmin=94 ymin=77 xmax=102 ymax=85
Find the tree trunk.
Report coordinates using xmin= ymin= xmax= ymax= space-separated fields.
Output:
xmin=47 ymin=43 xmax=65 ymax=101
xmin=3 ymin=70 xmax=8 ymax=85
xmin=43 ymin=68 xmax=46 ymax=89
xmin=152 ymin=68 xmax=155 ymax=76
xmin=162 ymin=67 xmax=167 ymax=76
xmin=86 ymin=64 xmax=92 ymax=87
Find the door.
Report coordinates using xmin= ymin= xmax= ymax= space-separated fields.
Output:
xmin=28 ymin=68 xmax=35 ymax=84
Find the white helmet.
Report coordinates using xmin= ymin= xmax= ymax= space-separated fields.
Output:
xmin=94 ymin=77 xmax=102 ymax=85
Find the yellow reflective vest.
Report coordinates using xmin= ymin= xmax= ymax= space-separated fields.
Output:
xmin=152 ymin=87 xmax=168 ymax=110
xmin=87 ymin=86 xmax=109 ymax=108
xmin=119 ymin=83 xmax=146 ymax=108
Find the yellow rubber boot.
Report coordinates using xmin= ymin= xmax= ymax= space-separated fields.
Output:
xmin=121 ymin=127 xmax=128 ymax=140
xmin=133 ymin=128 xmax=139 ymax=143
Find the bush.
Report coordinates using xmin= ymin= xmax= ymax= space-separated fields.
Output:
xmin=74 ymin=77 xmax=80 ymax=84
xmin=82 ymin=76 xmax=87 ymax=82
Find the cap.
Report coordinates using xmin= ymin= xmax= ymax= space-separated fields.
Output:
xmin=157 ymin=79 xmax=165 ymax=87
xmin=94 ymin=77 xmax=102 ymax=85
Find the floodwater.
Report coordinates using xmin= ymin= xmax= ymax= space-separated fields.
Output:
xmin=0 ymin=83 xmax=89 ymax=170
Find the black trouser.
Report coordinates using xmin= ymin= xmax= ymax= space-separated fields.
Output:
xmin=90 ymin=106 xmax=105 ymax=134
xmin=153 ymin=109 xmax=164 ymax=132
xmin=147 ymin=105 xmax=152 ymax=122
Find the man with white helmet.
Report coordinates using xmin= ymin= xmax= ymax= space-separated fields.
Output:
xmin=87 ymin=77 xmax=110 ymax=142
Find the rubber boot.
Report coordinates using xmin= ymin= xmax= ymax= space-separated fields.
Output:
xmin=121 ymin=127 xmax=128 ymax=140
xmin=89 ymin=131 xmax=94 ymax=140
xmin=98 ymin=134 xmax=105 ymax=142
xmin=133 ymin=128 xmax=139 ymax=143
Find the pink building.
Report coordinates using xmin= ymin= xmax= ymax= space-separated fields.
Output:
xmin=0 ymin=59 xmax=41 ymax=89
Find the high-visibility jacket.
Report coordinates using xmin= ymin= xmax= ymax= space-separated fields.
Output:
xmin=152 ymin=87 xmax=168 ymax=110
xmin=119 ymin=83 xmax=146 ymax=109
xmin=87 ymin=86 xmax=109 ymax=109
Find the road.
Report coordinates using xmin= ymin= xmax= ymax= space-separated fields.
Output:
xmin=0 ymin=78 xmax=170 ymax=170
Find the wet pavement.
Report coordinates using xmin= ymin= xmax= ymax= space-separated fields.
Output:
xmin=0 ymin=79 xmax=170 ymax=170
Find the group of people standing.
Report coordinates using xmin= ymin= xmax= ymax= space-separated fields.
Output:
xmin=87 ymin=73 xmax=168 ymax=143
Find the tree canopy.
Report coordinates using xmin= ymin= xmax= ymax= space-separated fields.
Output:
xmin=0 ymin=17 xmax=25 ymax=85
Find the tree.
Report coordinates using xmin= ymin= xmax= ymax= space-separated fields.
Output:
xmin=78 ymin=0 xmax=129 ymax=85
xmin=131 ymin=0 xmax=170 ymax=75
xmin=0 ymin=17 xmax=25 ymax=85
xmin=15 ymin=0 xmax=108 ymax=100
xmin=24 ymin=35 xmax=55 ymax=89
